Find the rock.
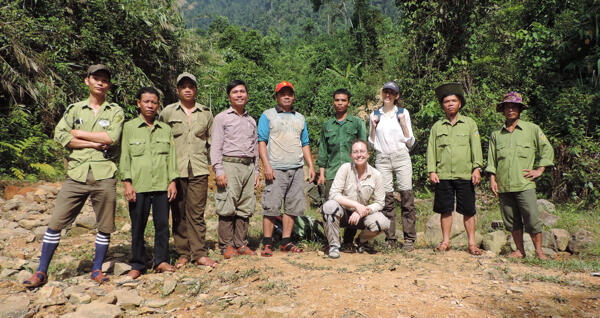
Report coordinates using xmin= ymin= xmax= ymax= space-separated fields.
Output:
xmin=33 ymin=189 xmax=47 ymax=203
xmin=490 ymin=220 xmax=504 ymax=230
xmin=145 ymin=298 xmax=169 ymax=308
xmin=102 ymin=261 xmax=114 ymax=273
xmin=267 ymin=306 xmax=293 ymax=314
xmin=0 ymin=257 xmax=28 ymax=270
xmin=113 ymin=262 xmax=131 ymax=276
xmin=568 ymin=229 xmax=594 ymax=254
xmin=38 ymin=184 xmax=60 ymax=195
xmin=542 ymin=247 xmax=556 ymax=257
xmin=2 ymin=199 xmax=21 ymax=211
xmin=35 ymin=285 xmax=67 ymax=307
xmin=162 ymin=278 xmax=177 ymax=296
xmin=119 ymin=223 xmax=131 ymax=233
xmin=61 ymin=302 xmax=123 ymax=318
xmin=539 ymin=211 xmax=558 ymax=227
xmin=450 ymin=231 xmax=483 ymax=249
xmin=509 ymin=234 xmax=535 ymax=255
xmin=0 ymin=294 xmax=30 ymax=318
xmin=425 ymin=212 xmax=465 ymax=246
xmin=542 ymin=231 xmax=557 ymax=251
xmin=75 ymin=214 xmax=97 ymax=229
xmin=16 ymin=270 xmax=33 ymax=283
xmin=109 ymin=289 xmax=142 ymax=309
xmin=96 ymin=295 xmax=117 ymax=304
xmin=69 ymin=292 xmax=92 ymax=305
xmin=509 ymin=286 xmax=526 ymax=293
xmin=536 ymin=199 xmax=556 ymax=213
xmin=67 ymin=226 xmax=89 ymax=237
xmin=550 ymin=228 xmax=570 ymax=251
xmin=482 ymin=230 xmax=508 ymax=254
xmin=1 ymin=268 xmax=19 ymax=278
xmin=18 ymin=218 xmax=41 ymax=230
xmin=21 ymin=203 xmax=45 ymax=214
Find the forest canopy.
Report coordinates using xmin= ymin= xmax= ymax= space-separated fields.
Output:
xmin=0 ymin=0 xmax=598 ymax=205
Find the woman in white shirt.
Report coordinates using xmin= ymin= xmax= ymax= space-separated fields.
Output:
xmin=368 ymin=81 xmax=416 ymax=251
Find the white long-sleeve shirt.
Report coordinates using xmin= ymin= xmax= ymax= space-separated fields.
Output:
xmin=368 ymin=106 xmax=415 ymax=154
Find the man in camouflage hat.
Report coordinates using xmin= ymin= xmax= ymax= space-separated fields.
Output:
xmin=23 ymin=64 xmax=125 ymax=287
xmin=426 ymin=82 xmax=484 ymax=255
xmin=486 ymin=92 xmax=554 ymax=259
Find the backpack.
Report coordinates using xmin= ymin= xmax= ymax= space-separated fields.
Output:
xmin=272 ymin=215 xmax=326 ymax=243
xmin=373 ymin=106 xmax=404 ymax=123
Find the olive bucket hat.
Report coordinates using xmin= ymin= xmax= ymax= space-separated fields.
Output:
xmin=435 ymin=82 xmax=466 ymax=107
xmin=496 ymin=91 xmax=528 ymax=112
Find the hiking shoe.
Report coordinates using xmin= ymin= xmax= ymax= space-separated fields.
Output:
xmin=261 ymin=244 xmax=273 ymax=257
xmin=403 ymin=241 xmax=415 ymax=252
xmin=223 ymin=246 xmax=239 ymax=259
xmin=23 ymin=271 xmax=47 ymax=288
xmin=356 ymin=239 xmax=376 ymax=254
xmin=384 ymin=239 xmax=399 ymax=249
xmin=237 ymin=245 xmax=256 ymax=256
xmin=328 ymin=247 xmax=340 ymax=259
xmin=340 ymin=242 xmax=356 ymax=253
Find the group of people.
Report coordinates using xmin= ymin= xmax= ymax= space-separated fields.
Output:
xmin=22 ymin=64 xmax=553 ymax=288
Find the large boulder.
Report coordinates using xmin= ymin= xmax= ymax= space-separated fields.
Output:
xmin=536 ymin=199 xmax=556 ymax=213
xmin=550 ymin=228 xmax=570 ymax=251
xmin=424 ymin=212 xmax=465 ymax=246
xmin=449 ymin=231 xmax=483 ymax=249
xmin=61 ymin=302 xmax=123 ymax=318
xmin=75 ymin=213 xmax=97 ymax=229
xmin=509 ymin=234 xmax=535 ymax=255
xmin=567 ymin=229 xmax=593 ymax=254
xmin=542 ymin=231 xmax=558 ymax=251
xmin=482 ymin=230 xmax=508 ymax=254
xmin=0 ymin=294 xmax=30 ymax=318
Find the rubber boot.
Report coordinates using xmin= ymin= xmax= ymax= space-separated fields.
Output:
xmin=400 ymin=190 xmax=417 ymax=250
xmin=382 ymin=192 xmax=397 ymax=244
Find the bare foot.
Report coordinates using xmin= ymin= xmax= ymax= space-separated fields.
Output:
xmin=435 ymin=241 xmax=451 ymax=252
xmin=535 ymin=251 xmax=548 ymax=260
xmin=194 ymin=256 xmax=218 ymax=268
xmin=174 ymin=256 xmax=189 ymax=269
xmin=467 ymin=244 xmax=483 ymax=256
xmin=507 ymin=250 xmax=525 ymax=259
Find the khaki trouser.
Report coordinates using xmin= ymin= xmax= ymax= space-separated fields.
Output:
xmin=172 ymin=163 xmax=208 ymax=260
xmin=49 ymin=170 xmax=116 ymax=233
xmin=321 ymin=200 xmax=390 ymax=248
xmin=216 ymin=160 xmax=256 ymax=249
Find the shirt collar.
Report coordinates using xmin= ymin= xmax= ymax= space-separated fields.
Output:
xmin=82 ymin=99 xmax=111 ymax=110
xmin=501 ymin=119 xmax=523 ymax=132
xmin=442 ymin=113 xmax=464 ymax=125
xmin=275 ymin=105 xmax=295 ymax=114
xmin=226 ymin=106 xmax=248 ymax=116
xmin=135 ymin=116 xmax=163 ymax=130
xmin=351 ymin=162 xmax=374 ymax=180
xmin=175 ymin=102 xmax=206 ymax=113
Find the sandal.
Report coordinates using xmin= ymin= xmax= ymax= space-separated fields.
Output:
xmin=280 ymin=242 xmax=303 ymax=253
xmin=468 ymin=245 xmax=483 ymax=256
xmin=194 ymin=256 xmax=218 ymax=268
xmin=237 ymin=245 xmax=256 ymax=256
xmin=435 ymin=242 xmax=451 ymax=252
xmin=23 ymin=271 xmax=48 ymax=288
xmin=261 ymin=244 xmax=273 ymax=257
xmin=174 ymin=256 xmax=189 ymax=269
xmin=223 ymin=246 xmax=239 ymax=259
xmin=90 ymin=270 xmax=109 ymax=284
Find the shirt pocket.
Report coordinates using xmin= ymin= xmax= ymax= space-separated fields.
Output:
xmin=193 ymin=116 xmax=209 ymax=140
xmin=435 ymin=132 xmax=450 ymax=162
xmin=154 ymin=138 xmax=171 ymax=155
xmin=169 ymin=120 xmax=185 ymax=137
xmin=517 ymin=142 xmax=534 ymax=162
xmin=129 ymin=139 xmax=145 ymax=157
xmin=345 ymin=125 xmax=358 ymax=137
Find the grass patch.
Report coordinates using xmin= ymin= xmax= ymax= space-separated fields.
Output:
xmin=516 ymin=256 xmax=600 ymax=272
xmin=258 ymin=280 xmax=290 ymax=294
xmin=283 ymin=258 xmax=332 ymax=271
xmin=217 ymin=267 xmax=261 ymax=284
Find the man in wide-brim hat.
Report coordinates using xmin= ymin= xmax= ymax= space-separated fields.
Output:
xmin=486 ymin=91 xmax=554 ymax=259
xmin=426 ymin=82 xmax=484 ymax=255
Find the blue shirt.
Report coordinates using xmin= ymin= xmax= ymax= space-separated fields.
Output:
xmin=257 ymin=107 xmax=309 ymax=170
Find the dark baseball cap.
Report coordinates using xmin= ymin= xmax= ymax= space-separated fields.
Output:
xmin=382 ymin=81 xmax=400 ymax=94
xmin=87 ymin=64 xmax=111 ymax=78
xmin=176 ymin=72 xmax=197 ymax=86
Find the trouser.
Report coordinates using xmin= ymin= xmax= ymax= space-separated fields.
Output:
xmin=129 ymin=191 xmax=170 ymax=270
xmin=218 ymin=216 xmax=250 ymax=249
xmin=320 ymin=179 xmax=356 ymax=244
xmin=321 ymin=200 xmax=390 ymax=248
xmin=171 ymin=163 xmax=208 ymax=260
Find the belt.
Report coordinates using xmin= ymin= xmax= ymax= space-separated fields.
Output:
xmin=222 ymin=155 xmax=254 ymax=165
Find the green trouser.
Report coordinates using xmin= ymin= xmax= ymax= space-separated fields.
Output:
xmin=216 ymin=160 xmax=256 ymax=249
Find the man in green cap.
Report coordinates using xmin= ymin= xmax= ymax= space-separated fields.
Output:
xmin=486 ymin=92 xmax=554 ymax=259
xmin=23 ymin=64 xmax=124 ymax=287
xmin=317 ymin=88 xmax=366 ymax=250
xmin=160 ymin=72 xmax=217 ymax=268
xmin=426 ymin=82 xmax=484 ymax=255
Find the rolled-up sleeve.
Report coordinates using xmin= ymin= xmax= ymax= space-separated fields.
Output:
xmin=426 ymin=124 xmax=437 ymax=173
xmin=400 ymin=109 xmax=416 ymax=148
xmin=167 ymin=134 xmax=179 ymax=181
xmin=54 ymin=108 xmax=74 ymax=147
xmin=470 ymin=121 xmax=484 ymax=170
xmin=316 ymin=125 xmax=328 ymax=169
xmin=367 ymin=172 xmax=385 ymax=213
xmin=119 ymin=124 xmax=131 ymax=181
xmin=329 ymin=165 xmax=347 ymax=202
xmin=485 ymin=132 xmax=498 ymax=175
xmin=536 ymin=125 xmax=554 ymax=167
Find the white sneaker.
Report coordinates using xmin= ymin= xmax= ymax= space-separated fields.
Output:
xmin=328 ymin=247 xmax=340 ymax=259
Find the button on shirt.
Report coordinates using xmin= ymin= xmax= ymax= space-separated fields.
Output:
xmin=368 ymin=106 xmax=416 ymax=154
xmin=329 ymin=162 xmax=385 ymax=213
xmin=486 ymin=120 xmax=554 ymax=193
xmin=54 ymin=99 xmax=124 ymax=183
xmin=159 ymin=102 xmax=213 ymax=178
xmin=317 ymin=115 xmax=367 ymax=180
xmin=426 ymin=114 xmax=483 ymax=180
xmin=119 ymin=116 xmax=179 ymax=193
xmin=210 ymin=107 xmax=259 ymax=176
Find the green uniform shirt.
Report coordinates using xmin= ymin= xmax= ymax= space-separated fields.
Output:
xmin=54 ymin=99 xmax=124 ymax=183
xmin=426 ymin=114 xmax=483 ymax=180
xmin=486 ymin=120 xmax=554 ymax=193
xmin=120 ymin=116 xmax=179 ymax=193
xmin=159 ymin=102 xmax=213 ymax=178
xmin=317 ymin=115 xmax=367 ymax=180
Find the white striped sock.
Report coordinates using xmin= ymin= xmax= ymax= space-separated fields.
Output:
xmin=42 ymin=232 xmax=61 ymax=244
xmin=95 ymin=233 xmax=110 ymax=246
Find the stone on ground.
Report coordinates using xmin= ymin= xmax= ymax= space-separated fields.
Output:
xmin=550 ymin=228 xmax=570 ymax=251
xmin=425 ymin=212 xmax=465 ymax=246
xmin=482 ymin=230 xmax=508 ymax=254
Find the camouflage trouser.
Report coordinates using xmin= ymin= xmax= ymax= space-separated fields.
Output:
xmin=321 ymin=200 xmax=390 ymax=248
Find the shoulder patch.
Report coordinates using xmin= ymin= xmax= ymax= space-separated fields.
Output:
xmin=474 ymin=130 xmax=480 ymax=137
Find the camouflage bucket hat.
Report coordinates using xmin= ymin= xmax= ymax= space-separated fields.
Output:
xmin=435 ymin=82 xmax=466 ymax=107
xmin=496 ymin=91 xmax=528 ymax=112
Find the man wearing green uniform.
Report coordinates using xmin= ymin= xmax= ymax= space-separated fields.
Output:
xmin=23 ymin=64 xmax=124 ymax=287
xmin=317 ymin=88 xmax=366 ymax=250
xmin=120 ymin=87 xmax=179 ymax=279
xmin=427 ymin=82 xmax=484 ymax=255
xmin=160 ymin=72 xmax=217 ymax=268
xmin=486 ymin=92 xmax=554 ymax=260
